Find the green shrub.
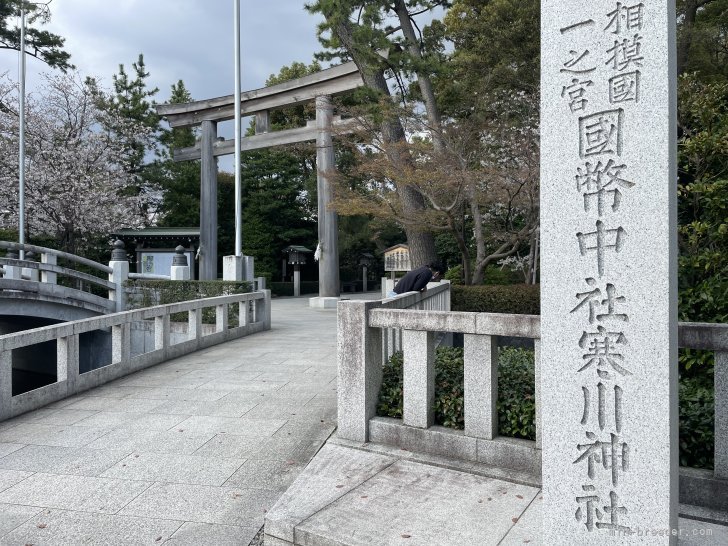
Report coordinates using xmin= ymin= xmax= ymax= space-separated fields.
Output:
xmin=679 ymin=376 xmax=714 ymax=469
xmin=377 ymin=346 xmax=536 ymax=439
xmin=443 ymin=265 xmax=463 ymax=285
xmin=377 ymin=346 xmax=715 ymax=466
xmin=451 ymin=284 xmax=540 ymax=314
xmin=483 ymin=265 xmax=523 ymax=285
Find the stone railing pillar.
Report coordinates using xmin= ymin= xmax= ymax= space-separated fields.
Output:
xmin=464 ymin=334 xmax=499 ymax=440
xmin=188 ymin=309 xmax=202 ymax=340
xmin=108 ymin=240 xmax=129 ymax=312
xmin=40 ymin=250 xmax=57 ymax=284
xmin=715 ymin=350 xmax=728 ymax=479
xmin=154 ymin=315 xmax=170 ymax=352
xmin=3 ymin=250 xmax=20 ymax=280
xmin=57 ymin=334 xmax=79 ymax=394
xmin=22 ymin=251 xmax=38 ymax=281
xmin=216 ymin=304 xmax=229 ymax=333
xmin=170 ymin=246 xmax=190 ymax=281
xmin=111 ymin=324 xmax=131 ymax=364
xmin=402 ymin=330 xmax=435 ymax=429
xmin=337 ymin=299 xmax=383 ymax=442
xmin=254 ymin=290 xmax=271 ymax=329
xmin=0 ymin=350 xmax=11 ymax=420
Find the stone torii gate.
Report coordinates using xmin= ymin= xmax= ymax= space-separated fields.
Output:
xmin=156 ymin=62 xmax=364 ymax=305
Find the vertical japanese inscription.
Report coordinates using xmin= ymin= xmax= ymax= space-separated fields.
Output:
xmin=557 ymin=2 xmax=651 ymax=534
xmin=544 ymin=0 xmax=676 ymax=541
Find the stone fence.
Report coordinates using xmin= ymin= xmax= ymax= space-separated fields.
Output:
xmin=0 ymin=290 xmax=271 ymax=422
xmin=337 ymin=294 xmax=728 ymax=510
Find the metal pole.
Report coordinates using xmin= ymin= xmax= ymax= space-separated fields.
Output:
xmin=18 ymin=4 xmax=26 ymax=260
xmin=233 ymin=0 xmax=242 ymax=257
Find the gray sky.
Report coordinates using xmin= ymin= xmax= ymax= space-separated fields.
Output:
xmin=1 ymin=0 xmax=326 ymax=104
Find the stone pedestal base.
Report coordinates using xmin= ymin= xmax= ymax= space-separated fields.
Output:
xmin=309 ymin=296 xmax=340 ymax=309
xmin=223 ymin=255 xmax=243 ymax=281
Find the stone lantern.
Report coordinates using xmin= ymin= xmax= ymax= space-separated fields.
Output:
xmin=358 ymin=253 xmax=374 ymax=292
xmin=282 ymin=245 xmax=313 ymax=297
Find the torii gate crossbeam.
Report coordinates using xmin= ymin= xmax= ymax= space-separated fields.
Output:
xmin=156 ymin=62 xmax=364 ymax=300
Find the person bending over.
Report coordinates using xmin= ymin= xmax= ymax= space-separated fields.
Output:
xmin=387 ymin=261 xmax=446 ymax=298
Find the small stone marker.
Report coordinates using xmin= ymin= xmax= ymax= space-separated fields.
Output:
xmin=541 ymin=1 xmax=677 ymax=543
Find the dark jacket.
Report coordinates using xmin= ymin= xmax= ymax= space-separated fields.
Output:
xmin=393 ymin=266 xmax=433 ymax=294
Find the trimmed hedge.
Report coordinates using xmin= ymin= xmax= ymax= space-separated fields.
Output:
xmin=124 ymin=280 xmax=251 ymax=323
xmin=451 ymin=284 xmax=540 ymax=314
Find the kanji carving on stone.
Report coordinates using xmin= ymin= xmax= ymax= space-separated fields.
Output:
xmin=579 ymin=110 xmax=624 ymax=158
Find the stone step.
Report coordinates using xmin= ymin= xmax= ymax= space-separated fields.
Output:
xmin=264 ymin=439 xmax=728 ymax=546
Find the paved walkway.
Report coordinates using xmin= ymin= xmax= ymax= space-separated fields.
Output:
xmin=0 ymin=296 xmax=341 ymax=545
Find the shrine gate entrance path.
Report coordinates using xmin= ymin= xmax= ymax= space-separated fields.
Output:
xmin=0 ymin=296 xmax=343 ymax=545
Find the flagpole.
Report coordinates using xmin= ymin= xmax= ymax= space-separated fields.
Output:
xmin=233 ymin=0 xmax=242 ymax=257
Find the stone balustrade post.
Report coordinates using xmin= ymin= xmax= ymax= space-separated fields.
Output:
xmin=337 ymin=299 xmax=383 ymax=442
xmin=41 ymin=251 xmax=57 ymax=284
xmin=254 ymin=290 xmax=271 ymax=329
xmin=4 ymin=250 xmax=20 ymax=280
xmin=57 ymin=335 xmax=79 ymax=395
xmin=154 ymin=315 xmax=170 ymax=352
xmin=402 ymin=330 xmax=435 ymax=429
xmin=188 ymin=309 xmax=202 ymax=341
xmin=112 ymin=324 xmax=131 ymax=364
xmin=0 ymin=350 xmax=11 ymax=420
xmin=22 ymin=251 xmax=38 ymax=281
xmin=170 ymin=246 xmax=190 ymax=281
xmin=108 ymin=240 xmax=129 ymax=312
xmin=464 ymin=334 xmax=499 ymax=440
xmin=216 ymin=304 xmax=229 ymax=333
xmin=238 ymin=301 xmax=249 ymax=327
xmin=715 ymin=350 xmax=728 ymax=479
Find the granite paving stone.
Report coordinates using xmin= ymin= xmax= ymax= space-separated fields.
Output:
xmin=0 ymin=444 xmax=23 ymax=458
xmin=0 ymin=423 xmax=109 ymax=448
xmin=12 ymin=408 xmax=100 ymax=425
xmin=85 ymin=427 xmax=215 ymax=455
xmin=119 ymin=482 xmax=280 ymax=526
xmin=0 ymin=470 xmax=34 ymax=494
xmin=223 ymin=458 xmax=306 ymax=491
xmin=101 ymin=451 xmax=245 ymax=486
xmin=172 ymin=415 xmax=288 ymax=437
xmin=166 ymin=522 xmax=260 ymax=545
xmin=295 ymin=460 xmax=539 ymax=546
xmin=0 ymin=445 xmax=131 ymax=477
xmin=149 ymin=397 xmax=259 ymax=418
xmin=193 ymin=434 xmax=264 ymax=459
xmin=62 ymin=396 xmax=167 ymax=413
xmin=0 ymin=509 xmax=183 ymax=546
xmin=127 ymin=386 xmax=233 ymax=401
xmin=0 ymin=473 xmax=152 ymax=514
xmin=72 ymin=411 xmax=188 ymax=431
xmin=0 ymin=504 xmax=42 ymax=538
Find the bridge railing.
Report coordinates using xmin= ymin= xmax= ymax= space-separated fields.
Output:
xmin=0 ymin=290 xmax=271 ymax=422
xmin=337 ymin=299 xmax=728 ymax=510
xmin=0 ymin=241 xmax=117 ymax=314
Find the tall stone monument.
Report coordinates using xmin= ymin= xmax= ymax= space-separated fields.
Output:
xmin=541 ymin=2 xmax=677 ymax=542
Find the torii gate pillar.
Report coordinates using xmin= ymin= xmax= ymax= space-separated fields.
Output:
xmin=311 ymin=95 xmax=340 ymax=306
xmin=200 ymin=120 xmax=218 ymax=280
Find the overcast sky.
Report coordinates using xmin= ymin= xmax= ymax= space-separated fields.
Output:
xmin=0 ymin=0 xmax=326 ymax=103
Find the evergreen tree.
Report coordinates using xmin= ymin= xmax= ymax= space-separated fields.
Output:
xmin=0 ymin=0 xmax=72 ymax=71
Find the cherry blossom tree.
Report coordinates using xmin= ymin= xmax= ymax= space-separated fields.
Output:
xmin=0 ymin=71 xmax=155 ymax=253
